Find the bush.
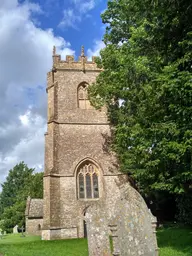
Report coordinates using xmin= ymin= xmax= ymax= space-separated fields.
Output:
xmin=176 ymin=193 xmax=192 ymax=225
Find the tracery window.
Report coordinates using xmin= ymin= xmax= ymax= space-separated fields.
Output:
xmin=77 ymin=83 xmax=92 ymax=109
xmin=77 ymin=162 xmax=99 ymax=199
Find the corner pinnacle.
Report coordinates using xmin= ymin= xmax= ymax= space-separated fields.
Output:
xmin=81 ymin=45 xmax=85 ymax=57
xmin=53 ymin=45 xmax=56 ymax=55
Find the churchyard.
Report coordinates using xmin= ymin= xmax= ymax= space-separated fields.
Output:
xmin=0 ymin=225 xmax=191 ymax=256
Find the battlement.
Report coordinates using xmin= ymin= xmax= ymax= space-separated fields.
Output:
xmin=51 ymin=46 xmax=101 ymax=72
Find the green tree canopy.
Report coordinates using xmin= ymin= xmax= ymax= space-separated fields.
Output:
xmin=0 ymin=162 xmax=33 ymax=212
xmin=0 ymin=162 xmax=43 ymax=232
xmin=89 ymin=0 xmax=192 ymax=196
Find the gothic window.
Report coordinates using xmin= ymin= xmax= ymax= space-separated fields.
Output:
xmin=77 ymin=83 xmax=92 ymax=109
xmin=77 ymin=162 xmax=99 ymax=199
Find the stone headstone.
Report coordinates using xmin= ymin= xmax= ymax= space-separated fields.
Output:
xmin=85 ymin=183 xmax=159 ymax=256
xmin=20 ymin=226 xmax=25 ymax=237
xmin=110 ymin=185 xmax=158 ymax=256
xmin=3 ymin=231 xmax=6 ymax=236
xmin=13 ymin=225 xmax=18 ymax=234
xmin=85 ymin=203 xmax=111 ymax=256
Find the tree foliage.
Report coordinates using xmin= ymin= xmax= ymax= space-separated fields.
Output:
xmin=0 ymin=162 xmax=43 ymax=232
xmin=89 ymin=0 xmax=192 ymax=198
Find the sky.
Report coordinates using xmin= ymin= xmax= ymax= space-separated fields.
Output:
xmin=0 ymin=0 xmax=107 ymax=188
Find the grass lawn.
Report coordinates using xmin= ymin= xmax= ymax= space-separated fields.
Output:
xmin=0 ymin=225 xmax=191 ymax=256
xmin=157 ymin=225 xmax=192 ymax=256
xmin=0 ymin=234 xmax=88 ymax=256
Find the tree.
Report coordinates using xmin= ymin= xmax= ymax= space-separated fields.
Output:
xmin=89 ymin=0 xmax=192 ymax=220
xmin=0 ymin=162 xmax=33 ymax=213
xmin=0 ymin=162 xmax=43 ymax=232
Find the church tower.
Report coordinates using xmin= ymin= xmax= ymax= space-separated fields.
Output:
xmin=42 ymin=47 xmax=124 ymax=240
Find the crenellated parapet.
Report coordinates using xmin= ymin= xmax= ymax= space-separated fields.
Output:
xmin=51 ymin=45 xmax=101 ymax=72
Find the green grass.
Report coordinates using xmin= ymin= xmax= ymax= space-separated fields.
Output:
xmin=0 ymin=225 xmax=191 ymax=256
xmin=157 ymin=225 xmax=192 ymax=256
xmin=0 ymin=234 xmax=88 ymax=256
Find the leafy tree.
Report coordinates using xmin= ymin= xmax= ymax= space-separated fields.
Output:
xmin=1 ymin=201 xmax=26 ymax=233
xmin=0 ymin=162 xmax=43 ymax=232
xmin=89 ymin=0 xmax=192 ymax=220
xmin=0 ymin=162 xmax=33 ymax=213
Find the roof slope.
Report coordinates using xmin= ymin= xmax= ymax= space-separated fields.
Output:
xmin=25 ymin=197 xmax=43 ymax=218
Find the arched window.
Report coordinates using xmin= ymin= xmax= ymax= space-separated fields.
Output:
xmin=77 ymin=83 xmax=92 ymax=109
xmin=77 ymin=162 xmax=99 ymax=199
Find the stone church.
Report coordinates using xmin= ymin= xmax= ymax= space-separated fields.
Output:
xmin=26 ymin=47 xmax=158 ymax=255
xmin=38 ymin=46 xmax=128 ymax=240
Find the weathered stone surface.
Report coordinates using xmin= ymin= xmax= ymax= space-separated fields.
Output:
xmin=85 ymin=183 xmax=158 ymax=256
xmin=112 ymin=184 xmax=158 ymax=256
xmin=25 ymin=197 xmax=43 ymax=235
xmin=85 ymin=203 xmax=111 ymax=256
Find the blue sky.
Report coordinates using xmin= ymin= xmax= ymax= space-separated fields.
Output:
xmin=21 ymin=0 xmax=106 ymax=56
xmin=0 ymin=0 xmax=107 ymax=187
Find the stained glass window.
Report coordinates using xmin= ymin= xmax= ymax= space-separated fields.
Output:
xmin=77 ymin=162 xmax=100 ymax=199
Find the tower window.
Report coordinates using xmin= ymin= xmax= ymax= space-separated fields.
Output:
xmin=77 ymin=162 xmax=99 ymax=199
xmin=77 ymin=83 xmax=93 ymax=109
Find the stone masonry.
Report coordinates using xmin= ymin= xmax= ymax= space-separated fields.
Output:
xmin=85 ymin=182 xmax=159 ymax=256
xmin=25 ymin=197 xmax=43 ymax=235
xmin=42 ymin=46 xmax=126 ymax=240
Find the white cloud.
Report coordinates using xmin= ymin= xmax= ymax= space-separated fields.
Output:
xmin=0 ymin=0 xmax=18 ymax=10
xmin=79 ymin=0 xmax=95 ymax=14
xmin=71 ymin=0 xmax=96 ymax=13
xmin=59 ymin=9 xmax=81 ymax=29
xmin=60 ymin=0 xmax=97 ymax=29
xmin=19 ymin=111 xmax=31 ymax=126
xmin=0 ymin=0 xmax=74 ymax=188
xmin=87 ymin=40 xmax=105 ymax=59
xmin=60 ymin=48 xmax=75 ymax=59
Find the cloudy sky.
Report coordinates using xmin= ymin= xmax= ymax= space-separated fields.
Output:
xmin=0 ymin=0 xmax=106 ymax=188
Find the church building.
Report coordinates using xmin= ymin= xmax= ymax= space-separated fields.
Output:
xmin=25 ymin=47 xmax=159 ymax=256
xmin=41 ymin=47 xmax=126 ymax=240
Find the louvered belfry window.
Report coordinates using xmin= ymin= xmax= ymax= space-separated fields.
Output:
xmin=77 ymin=162 xmax=99 ymax=199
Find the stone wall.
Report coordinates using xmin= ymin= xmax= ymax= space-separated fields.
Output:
xmin=26 ymin=218 xmax=43 ymax=236
xmin=42 ymin=174 xmax=126 ymax=240
xmin=25 ymin=197 xmax=43 ymax=236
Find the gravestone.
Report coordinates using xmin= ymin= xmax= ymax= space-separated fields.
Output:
xmin=20 ymin=226 xmax=25 ymax=237
xmin=110 ymin=185 xmax=158 ymax=256
xmin=85 ymin=203 xmax=111 ymax=256
xmin=85 ymin=183 xmax=158 ymax=256
xmin=13 ymin=225 xmax=18 ymax=234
